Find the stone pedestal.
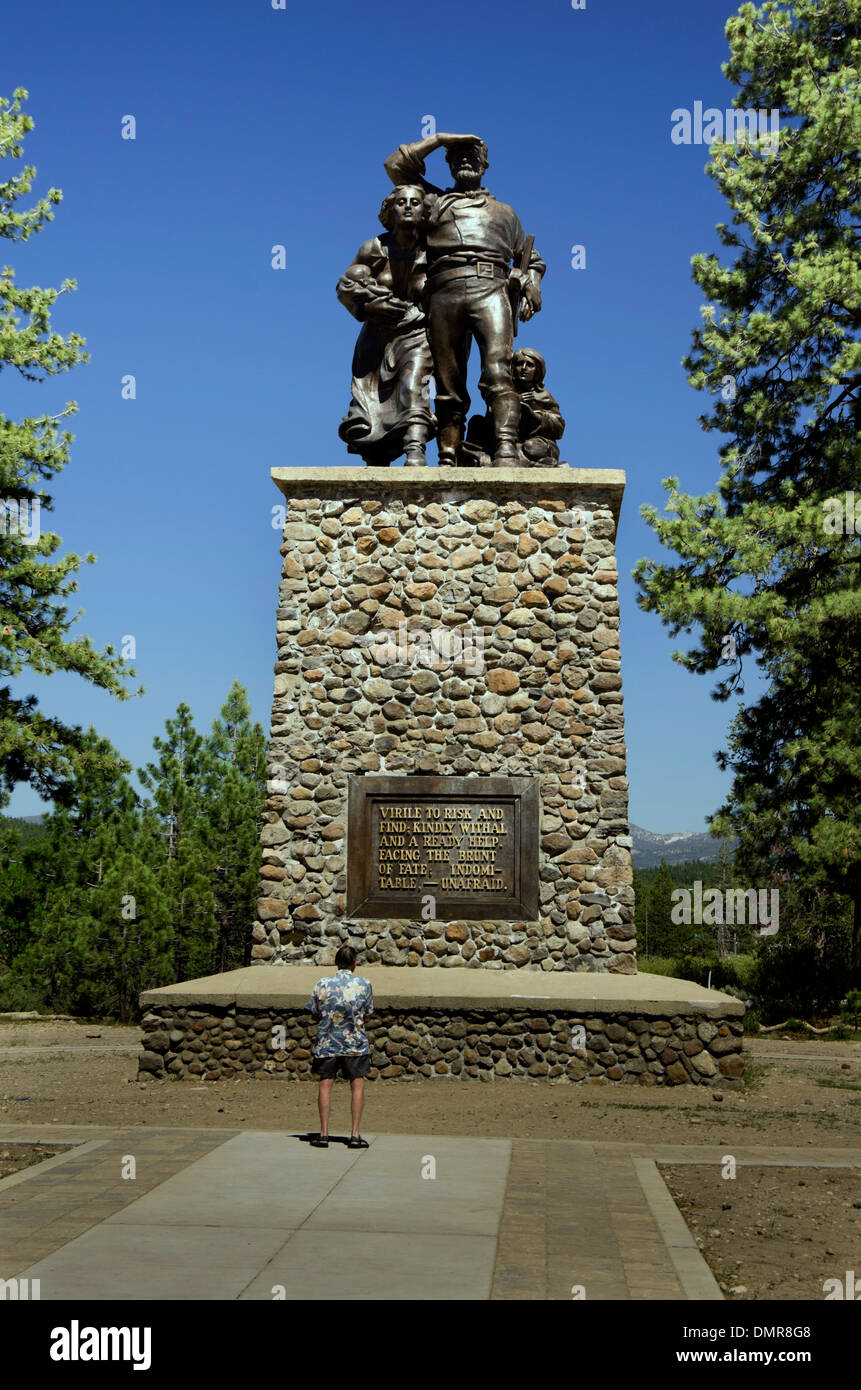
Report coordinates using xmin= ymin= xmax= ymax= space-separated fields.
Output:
xmin=138 ymin=967 xmax=746 ymax=1085
xmin=139 ymin=465 xmax=748 ymax=1086
xmin=254 ymin=466 xmax=635 ymax=974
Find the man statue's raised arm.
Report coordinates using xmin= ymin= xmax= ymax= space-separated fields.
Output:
xmin=384 ymin=132 xmax=484 ymax=191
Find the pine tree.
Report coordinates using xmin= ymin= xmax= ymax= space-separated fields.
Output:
xmin=38 ymin=812 xmax=174 ymax=1021
xmin=714 ymin=839 xmax=737 ymax=956
xmin=0 ymin=815 xmax=37 ymax=968
xmin=633 ymin=867 xmax=649 ymax=955
xmin=201 ymin=682 xmax=267 ymax=973
xmin=647 ymin=860 xmax=680 ymax=957
xmin=0 ymin=88 xmax=140 ymax=809
xmin=78 ymin=813 xmax=175 ymax=1022
xmin=139 ymin=703 xmax=217 ymax=979
xmin=3 ymin=684 xmax=270 ymax=1013
xmin=19 ymin=731 xmax=173 ymax=1019
xmin=634 ymin=2 xmax=861 ymax=982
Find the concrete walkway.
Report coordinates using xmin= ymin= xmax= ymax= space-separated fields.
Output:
xmin=1 ymin=1125 xmax=859 ymax=1300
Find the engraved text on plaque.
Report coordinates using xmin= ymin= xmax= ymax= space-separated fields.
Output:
xmin=347 ymin=776 xmax=538 ymax=921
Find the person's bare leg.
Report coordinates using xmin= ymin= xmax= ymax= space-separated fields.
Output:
xmin=317 ymin=1078 xmax=334 ymax=1138
xmin=350 ymin=1076 xmax=365 ymax=1138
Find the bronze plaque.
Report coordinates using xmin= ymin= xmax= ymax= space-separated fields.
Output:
xmin=347 ymin=776 xmax=539 ymax=921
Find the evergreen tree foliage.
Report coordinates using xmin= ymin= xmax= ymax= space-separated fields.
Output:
xmin=16 ymin=731 xmax=173 ymax=1019
xmin=0 ymin=815 xmax=40 ymax=967
xmin=0 ymin=94 xmax=269 ymax=1013
xmin=139 ymin=703 xmax=217 ymax=980
xmin=644 ymin=859 xmax=689 ymax=957
xmin=200 ymin=681 xmax=266 ymax=974
xmin=0 ymin=89 xmax=140 ymax=809
xmin=634 ymin=2 xmax=861 ymax=981
xmin=3 ymin=684 xmax=268 ymax=1017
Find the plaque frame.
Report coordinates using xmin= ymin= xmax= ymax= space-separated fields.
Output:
xmin=346 ymin=775 xmax=539 ymax=921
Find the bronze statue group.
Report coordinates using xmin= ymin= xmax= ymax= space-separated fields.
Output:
xmin=337 ymin=133 xmax=565 ymax=469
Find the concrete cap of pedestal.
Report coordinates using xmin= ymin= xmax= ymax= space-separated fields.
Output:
xmin=141 ymin=965 xmax=743 ymax=1016
xmin=270 ymin=466 xmax=626 ymax=525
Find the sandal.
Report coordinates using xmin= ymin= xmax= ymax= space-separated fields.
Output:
xmin=347 ymin=1136 xmax=369 ymax=1149
xmin=310 ymin=1134 xmax=329 ymax=1148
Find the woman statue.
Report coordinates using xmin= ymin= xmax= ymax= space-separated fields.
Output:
xmin=337 ymin=185 xmax=435 ymax=466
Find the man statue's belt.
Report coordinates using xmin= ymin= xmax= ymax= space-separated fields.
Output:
xmin=426 ymin=256 xmax=510 ymax=288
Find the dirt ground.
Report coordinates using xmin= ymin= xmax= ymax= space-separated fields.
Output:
xmin=0 ymin=1143 xmax=66 ymax=1180
xmin=661 ymin=1166 xmax=861 ymax=1301
xmin=1 ymin=1016 xmax=860 ymax=1149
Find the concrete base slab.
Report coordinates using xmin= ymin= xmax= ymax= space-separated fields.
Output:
xmin=270 ymin=464 xmax=626 ymax=524
xmin=141 ymin=964 xmax=743 ymax=1015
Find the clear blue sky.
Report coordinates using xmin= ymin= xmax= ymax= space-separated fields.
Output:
xmin=3 ymin=0 xmax=766 ymax=832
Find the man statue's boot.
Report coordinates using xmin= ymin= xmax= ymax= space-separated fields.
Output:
xmin=490 ymin=391 xmax=521 ymax=467
xmin=403 ymin=423 xmax=428 ymax=467
xmin=437 ymin=418 xmax=464 ymax=468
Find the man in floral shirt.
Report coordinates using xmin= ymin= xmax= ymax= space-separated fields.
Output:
xmin=305 ymin=945 xmax=374 ymax=1149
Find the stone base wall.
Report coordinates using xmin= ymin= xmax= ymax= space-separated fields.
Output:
xmin=256 ymin=468 xmax=634 ymax=974
xmin=138 ymin=1003 xmax=744 ymax=1087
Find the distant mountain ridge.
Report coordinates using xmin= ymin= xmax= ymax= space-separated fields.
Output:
xmin=631 ymin=824 xmax=728 ymax=868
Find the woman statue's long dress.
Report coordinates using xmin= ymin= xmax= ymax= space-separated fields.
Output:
xmin=337 ymin=185 xmax=435 ymax=466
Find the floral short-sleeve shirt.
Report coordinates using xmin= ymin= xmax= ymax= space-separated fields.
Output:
xmin=306 ymin=970 xmax=374 ymax=1057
